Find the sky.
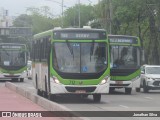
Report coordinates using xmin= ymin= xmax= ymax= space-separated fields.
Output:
xmin=0 ymin=0 xmax=99 ymax=16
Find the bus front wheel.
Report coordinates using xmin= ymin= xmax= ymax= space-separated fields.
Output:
xmin=93 ymin=94 xmax=101 ymax=102
xmin=37 ymin=89 xmax=42 ymax=96
xmin=109 ymin=87 xmax=115 ymax=93
xmin=136 ymin=88 xmax=140 ymax=92
xmin=20 ymin=78 xmax=24 ymax=82
xmin=48 ymin=94 xmax=56 ymax=101
xmin=125 ymin=88 xmax=132 ymax=94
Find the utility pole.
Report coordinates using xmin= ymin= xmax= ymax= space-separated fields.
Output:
xmin=78 ymin=0 xmax=81 ymax=28
xmin=104 ymin=1 xmax=107 ymax=30
xmin=45 ymin=0 xmax=65 ymax=27
xmin=109 ymin=0 xmax=112 ymax=34
xmin=61 ymin=0 xmax=64 ymax=27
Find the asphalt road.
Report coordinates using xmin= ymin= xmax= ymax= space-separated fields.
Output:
xmin=1 ymin=79 xmax=160 ymax=120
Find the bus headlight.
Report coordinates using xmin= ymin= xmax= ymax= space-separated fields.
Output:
xmin=52 ymin=77 xmax=60 ymax=84
xmin=100 ymin=76 xmax=109 ymax=85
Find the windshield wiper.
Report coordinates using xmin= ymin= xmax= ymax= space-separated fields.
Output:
xmin=66 ymin=40 xmax=74 ymax=60
xmin=90 ymin=40 xmax=95 ymax=61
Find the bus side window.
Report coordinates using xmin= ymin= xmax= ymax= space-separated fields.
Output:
xmin=45 ymin=36 xmax=51 ymax=60
xmin=40 ymin=39 xmax=43 ymax=62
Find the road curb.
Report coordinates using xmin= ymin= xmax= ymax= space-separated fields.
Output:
xmin=5 ymin=82 xmax=88 ymax=120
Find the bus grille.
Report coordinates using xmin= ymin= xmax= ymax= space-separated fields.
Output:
xmin=110 ymin=84 xmax=130 ymax=86
xmin=4 ymin=75 xmax=20 ymax=78
xmin=65 ymin=87 xmax=96 ymax=93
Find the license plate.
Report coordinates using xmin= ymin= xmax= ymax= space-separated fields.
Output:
xmin=75 ymin=90 xmax=86 ymax=93
xmin=116 ymin=81 xmax=123 ymax=84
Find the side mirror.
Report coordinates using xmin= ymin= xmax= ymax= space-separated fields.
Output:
xmin=141 ymin=71 xmax=144 ymax=74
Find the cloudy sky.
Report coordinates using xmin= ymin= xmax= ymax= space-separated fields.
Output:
xmin=0 ymin=0 xmax=99 ymax=16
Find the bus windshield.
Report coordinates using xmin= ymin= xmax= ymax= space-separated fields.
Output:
xmin=0 ymin=45 xmax=26 ymax=67
xmin=110 ymin=46 xmax=140 ymax=69
xmin=53 ymin=42 xmax=107 ymax=73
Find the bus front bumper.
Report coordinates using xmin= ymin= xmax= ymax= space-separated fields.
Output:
xmin=50 ymin=81 xmax=110 ymax=95
xmin=110 ymin=77 xmax=141 ymax=88
xmin=0 ymin=71 xmax=27 ymax=81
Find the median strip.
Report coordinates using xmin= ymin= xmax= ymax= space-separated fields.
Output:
xmin=5 ymin=82 xmax=88 ymax=120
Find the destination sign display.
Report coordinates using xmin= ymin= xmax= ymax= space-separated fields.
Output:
xmin=0 ymin=27 xmax=32 ymax=37
xmin=54 ymin=31 xmax=106 ymax=40
xmin=109 ymin=36 xmax=138 ymax=44
xmin=0 ymin=44 xmax=24 ymax=49
xmin=61 ymin=33 xmax=99 ymax=39
xmin=1 ymin=46 xmax=22 ymax=49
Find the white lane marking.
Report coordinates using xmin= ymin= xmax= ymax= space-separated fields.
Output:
xmin=144 ymin=97 xmax=153 ymax=100
xmin=119 ymin=105 xmax=129 ymax=108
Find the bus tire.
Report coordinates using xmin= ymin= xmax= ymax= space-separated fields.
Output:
xmin=37 ymin=89 xmax=42 ymax=96
xmin=35 ymin=75 xmax=38 ymax=89
xmin=20 ymin=78 xmax=24 ymax=82
xmin=125 ymin=88 xmax=132 ymax=94
xmin=44 ymin=78 xmax=48 ymax=98
xmin=109 ymin=87 xmax=115 ymax=93
xmin=136 ymin=88 xmax=140 ymax=92
xmin=93 ymin=94 xmax=101 ymax=102
xmin=81 ymin=94 xmax=88 ymax=98
xmin=12 ymin=78 xmax=18 ymax=82
xmin=48 ymin=94 xmax=56 ymax=101
xmin=143 ymin=81 xmax=149 ymax=93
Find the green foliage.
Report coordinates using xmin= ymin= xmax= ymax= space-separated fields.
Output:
xmin=13 ymin=6 xmax=55 ymax=34
xmin=13 ymin=14 xmax=32 ymax=27
xmin=92 ymin=0 xmax=160 ymax=64
xmin=63 ymin=4 xmax=95 ymax=27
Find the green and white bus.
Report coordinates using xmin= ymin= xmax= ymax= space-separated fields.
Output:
xmin=32 ymin=28 xmax=110 ymax=102
xmin=0 ymin=43 xmax=28 ymax=82
xmin=108 ymin=35 xmax=141 ymax=94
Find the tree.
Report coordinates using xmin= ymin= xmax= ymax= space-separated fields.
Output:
xmin=63 ymin=4 xmax=95 ymax=27
xmin=13 ymin=14 xmax=32 ymax=27
xmin=93 ymin=0 xmax=160 ymax=64
xmin=13 ymin=6 xmax=55 ymax=34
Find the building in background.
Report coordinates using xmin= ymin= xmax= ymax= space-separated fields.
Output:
xmin=0 ymin=8 xmax=13 ymax=27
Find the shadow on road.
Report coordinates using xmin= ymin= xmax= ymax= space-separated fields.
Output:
xmin=53 ymin=94 xmax=107 ymax=104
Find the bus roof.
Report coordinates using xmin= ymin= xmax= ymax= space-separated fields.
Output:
xmin=34 ymin=28 xmax=107 ymax=40
xmin=53 ymin=28 xmax=106 ymax=32
xmin=34 ymin=28 xmax=106 ymax=36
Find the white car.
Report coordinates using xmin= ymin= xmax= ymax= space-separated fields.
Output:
xmin=139 ymin=65 xmax=160 ymax=92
